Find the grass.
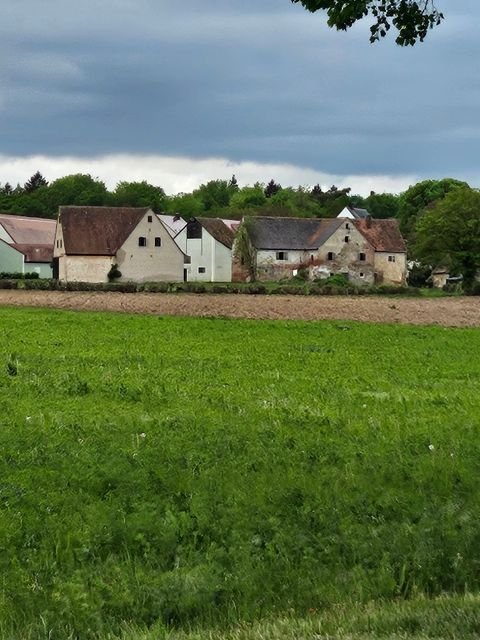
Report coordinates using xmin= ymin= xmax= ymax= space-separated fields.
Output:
xmin=0 ymin=307 xmax=479 ymax=639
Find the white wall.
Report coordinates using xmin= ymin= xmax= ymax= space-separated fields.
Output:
xmin=182 ymin=228 xmax=232 ymax=282
xmin=116 ymin=213 xmax=184 ymax=282
xmin=60 ymin=256 xmax=112 ymax=282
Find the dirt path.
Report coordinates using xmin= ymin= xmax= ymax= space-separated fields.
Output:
xmin=0 ymin=289 xmax=479 ymax=327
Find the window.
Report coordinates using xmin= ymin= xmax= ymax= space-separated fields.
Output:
xmin=138 ymin=236 xmax=147 ymax=247
xmin=154 ymin=237 xmax=161 ymax=247
xmin=198 ymin=267 xmax=206 ymax=274
xmin=187 ymin=220 xmax=202 ymax=239
xmin=310 ymin=254 xmax=314 ymax=262
xmin=327 ymin=252 xmax=335 ymax=260
xmin=359 ymin=252 xmax=366 ymax=261
xmin=147 ymin=215 xmax=153 ymax=223
xmin=345 ymin=223 xmax=350 ymax=229
xmin=388 ymin=255 xmax=396 ymax=263
xmin=360 ymin=272 xmax=364 ymax=278
xmin=276 ymin=251 xmax=288 ymax=261
xmin=344 ymin=236 xmax=349 ymax=243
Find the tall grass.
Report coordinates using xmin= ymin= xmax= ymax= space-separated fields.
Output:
xmin=0 ymin=308 xmax=479 ymax=638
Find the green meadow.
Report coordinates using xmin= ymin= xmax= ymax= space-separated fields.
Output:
xmin=0 ymin=307 xmax=479 ymax=639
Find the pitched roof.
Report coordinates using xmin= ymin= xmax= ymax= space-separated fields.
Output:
xmin=197 ymin=217 xmax=236 ymax=249
xmin=0 ymin=213 xmax=56 ymax=244
xmin=348 ymin=206 xmax=370 ymax=219
xmin=247 ymin=216 xmax=343 ymax=250
xmin=12 ymin=244 xmax=53 ymax=263
xmin=59 ymin=206 xmax=149 ymax=255
xmin=354 ymin=218 xmax=406 ymax=253
xmin=157 ymin=214 xmax=186 ymax=238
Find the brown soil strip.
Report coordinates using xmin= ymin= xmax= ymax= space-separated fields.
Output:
xmin=0 ymin=290 xmax=479 ymax=327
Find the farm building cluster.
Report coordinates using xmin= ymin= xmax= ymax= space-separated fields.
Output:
xmin=0 ymin=205 xmax=409 ymax=286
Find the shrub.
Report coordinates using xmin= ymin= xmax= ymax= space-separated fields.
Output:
xmin=107 ymin=264 xmax=122 ymax=282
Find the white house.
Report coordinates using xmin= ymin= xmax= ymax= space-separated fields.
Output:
xmin=160 ymin=216 xmax=238 ymax=282
xmin=53 ymin=206 xmax=187 ymax=283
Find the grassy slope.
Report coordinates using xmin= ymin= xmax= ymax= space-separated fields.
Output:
xmin=0 ymin=308 xmax=479 ymax=638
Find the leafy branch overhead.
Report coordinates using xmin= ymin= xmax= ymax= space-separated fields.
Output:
xmin=292 ymin=1 xmax=444 ymax=45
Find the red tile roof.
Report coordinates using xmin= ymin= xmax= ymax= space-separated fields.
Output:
xmin=354 ymin=218 xmax=406 ymax=253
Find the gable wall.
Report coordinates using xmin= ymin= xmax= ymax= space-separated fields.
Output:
xmin=184 ymin=231 xmax=232 ymax=282
xmin=116 ymin=212 xmax=184 ymax=282
xmin=314 ymin=222 xmax=375 ymax=285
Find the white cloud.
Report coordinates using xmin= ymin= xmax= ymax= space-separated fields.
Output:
xmin=0 ymin=153 xmax=417 ymax=196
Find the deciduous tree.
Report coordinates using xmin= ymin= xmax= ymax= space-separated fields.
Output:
xmin=292 ymin=0 xmax=444 ymax=45
xmin=415 ymin=187 xmax=480 ymax=289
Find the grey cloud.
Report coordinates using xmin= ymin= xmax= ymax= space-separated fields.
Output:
xmin=1 ymin=0 xmax=480 ymax=181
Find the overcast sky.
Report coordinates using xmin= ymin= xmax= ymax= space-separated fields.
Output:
xmin=1 ymin=0 xmax=478 ymax=195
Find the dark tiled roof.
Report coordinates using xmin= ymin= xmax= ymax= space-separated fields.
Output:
xmin=59 ymin=206 xmax=149 ymax=255
xmin=347 ymin=206 xmax=370 ymax=219
xmin=12 ymin=244 xmax=53 ymax=263
xmin=247 ymin=216 xmax=343 ymax=250
xmin=197 ymin=217 xmax=236 ymax=249
xmin=0 ymin=213 xmax=56 ymax=244
xmin=354 ymin=218 xmax=406 ymax=253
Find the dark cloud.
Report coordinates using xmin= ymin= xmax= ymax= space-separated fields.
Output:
xmin=1 ymin=0 xmax=479 ymax=180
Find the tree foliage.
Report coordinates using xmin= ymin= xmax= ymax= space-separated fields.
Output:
xmin=292 ymin=0 xmax=444 ymax=45
xmin=398 ymin=178 xmax=468 ymax=239
xmin=415 ymin=187 xmax=480 ymax=288
xmin=112 ymin=181 xmax=166 ymax=211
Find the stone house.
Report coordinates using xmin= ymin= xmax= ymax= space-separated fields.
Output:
xmin=53 ymin=206 xmax=186 ymax=283
xmin=233 ymin=215 xmax=407 ymax=286
xmin=0 ymin=213 xmax=55 ymax=277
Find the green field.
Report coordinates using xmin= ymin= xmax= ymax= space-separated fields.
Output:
xmin=1 ymin=307 xmax=480 ymax=639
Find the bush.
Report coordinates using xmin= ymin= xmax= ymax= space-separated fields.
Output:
xmin=0 ymin=271 xmax=39 ymax=279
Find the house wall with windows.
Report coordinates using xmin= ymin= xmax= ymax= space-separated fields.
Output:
xmin=175 ymin=220 xmax=233 ymax=282
xmin=255 ymin=249 xmax=307 ymax=280
xmin=116 ymin=213 xmax=184 ymax=282
xmin=314 ymin=222 xmax=376 ymax=285
xmin=374 ymin=252 xmax=407 ymax=286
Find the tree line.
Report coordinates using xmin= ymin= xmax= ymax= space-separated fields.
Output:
xmin=1 ymin=171 xmax=478 ymax=286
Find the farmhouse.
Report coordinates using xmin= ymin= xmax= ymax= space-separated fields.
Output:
xmin=233 ymin=215 xmax=407 ymax=286
xmin=53 ymin=206 xmax=186 ymax=283
xmin=0 ymin=213 xmax=55 ymax=277
xmin=160 ymin=215 xmax=238 ymax=282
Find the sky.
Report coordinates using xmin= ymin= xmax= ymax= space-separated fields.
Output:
xmin=1 ymin=0 xmax=478 ymax=196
